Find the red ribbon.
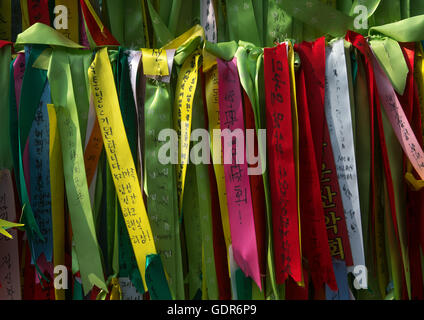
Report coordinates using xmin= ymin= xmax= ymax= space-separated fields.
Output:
xmin=0 ymin=40 xmax=12 ymax=49
xmin=79 ymin=0 xmax=120 ymax=46
xmin=296 ymin=38 xmax=353 ymax=267
xmin=346 ymin=31 xmax=408 ymax=298
xmin=264 ymin=43 xmax=301 ymax=284
xmin=27 ymin=0 xmax=51 ymax=26
xmin=296 ymin=56 xmax=337 ymax=292
xmin=398 ymin=43 xmax=424 ymax=299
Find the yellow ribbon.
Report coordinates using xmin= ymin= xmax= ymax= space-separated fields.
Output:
xmin=83 ymin=0 xmax=105 ymax=33
xmin=110 ymin=277 xmax=122 ymax=300
xmin=88 ymin=47 xmax=157 ymax=291
xmin=0 ymin=219 xmax=24 ymax=239
xmin=173 ymin=53 xmax=201 ymax=213
xmin=141 ymin=48 xmax=169 ymax=76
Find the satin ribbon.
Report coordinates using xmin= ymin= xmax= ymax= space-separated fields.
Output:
xmin=0 ymin=0 xmax=11 ymax=41
xmin=28 ymin=81 xmax=53 ymax=263
xmin=225 ymin=0 xmax=261 ymax=47
xmin=79 ymin=0 xmax=119 ymax=47
xmin=325 ymin=39 xmax=366 ymax=275
xmin=173 ymin=53 xmax=201 ymax=215
xmin=263 ymin=42 xmax=301 ymax=284
xmin=0 ymin=43 xmax=12 ymax=170
xmin=89 ymin=48 xmax=171 ymax=298
xmin=143 ymin=52 xmax=185 ymax=299
xmin=346 ymin=31 xmax=405 ymax=299
xmin=296 ymin=49 xmax=337 ymax=293
xmin=0 ymin=170 xmax=22 ymax=300
xmin=234 ymin=42 xmax=277 ymax=297
xmin=103 ymin=0 xmax=146 ymax=48
xmin=399 ymin=44 xmax=424 ymax=299
xmin=46 ymin=103 xmax=66 ymax=300
xmin=48 ymin=48 xmax=107 ymax=294
xmin=217 ymin=57 xmax=261 ymax=290
xmin=27 ymin=0 xmax=51 ymax=26
xmin=192 ymin=71 xmax=219 ymax=300
xmin=296 ymin=39 xmax=353 ymax=270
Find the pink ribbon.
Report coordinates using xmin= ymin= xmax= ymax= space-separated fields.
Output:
xmin=217 ymin=57 xmax=261 ymax=290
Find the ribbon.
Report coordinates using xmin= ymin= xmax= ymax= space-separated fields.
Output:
xmin=400 ymin=44 xmax=424 ymax=299
xmin=370 ymin=46 xmax=424 ymax=181
xmin=46 ymin=103 xmax=66 ymax=300
xmin=191 ymin=74 xmax=219 ymax=300
xmin=14 ymin=46 xmax=47 ymax=267
xmin=234 ymin=42 xmax=277 ymax=297
xmin=217 ymin=57 xmax=261 ymax=290
xmin=263 ymin=43 xmax=301 ymax=284
xmin=79 ymin=0 xmax=119 ymax=47
xmin=103 ymin=0 xmax=146 ymax=48
xmin=0 ymin=0 xmax=11 ymax=41
xmin=27 ymin=0 xmax=51 ymax=26
xmin=0 ymin=175 xmax=22 ymax=300
xmin=0 ymin=43 xmax=12 ymax=170
xmin=296 ymin=48 xmax=337 ymax=292
xmin=89 ymin=47 xmax=167 ymax=295
xmin=28 ymin=81 xmax=53 ymax=263
xmin=47 ymin=48 xmax=107 ymax=294
xmin=173 ymin=53 xmax=201 ymax=215
xmin=143 ymin=52 xmax=185 ymax=299
xmin=325 ymin=39 xmax=366 ymax=276
xmin=201 ymin=0 xmax=217 ymax=43
xmin=296 ymin=38 xmax=353 ymax=270
xmin=225 ymin=0 xmax=261 ymax=46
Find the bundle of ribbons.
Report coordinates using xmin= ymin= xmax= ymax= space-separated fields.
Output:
xmin=2 ymin=0 xmax=424 ymax=300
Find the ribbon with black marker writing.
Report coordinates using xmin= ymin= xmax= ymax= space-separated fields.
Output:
xmin=142 ymin=48 xmax=185 ymax=299
xmin=27 ymin=0 xmax=51 ymax=26
xmin=324 ymin=39 xmax=366 ymax=286
xmin=296 ymin=38 xmax=353 ymax=299
xmin=89 ymin=47 xmax=171 ymax=299
xmin=263 ymin=42 xmax=301 ymax=285
xmin=296 ymin=50 xmax=338 ymax=293
xmin=217 ymin=57 xmax=262 ymax=291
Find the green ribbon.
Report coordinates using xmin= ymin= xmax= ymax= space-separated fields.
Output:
xmin=265 ymin=0 xmax=293 ymax=46
xmin=48 ymin=48 xmax=107 ymax=294
xmin=373 ymin=0 xmax=401 ymax=25
xmin=182 ymin=163 xmax=203 ymax=299
xmin=147 ymin=0 xmax=174 ymax=47
xmin=191 ymin=79 xmax=219 ymax=300
xmin=368 ymin=15 xmax=424 ymax=95
xmin=380 ymin=98 xmax=410 ymax=299
xmin=15 ymin=46 xmax=46 ymax=263
xmin=145 ymin=254 xmax=173 ymax=299
xmin=281 ymin=0 xmax=354 ymax=38
xmin=15 ymin=22 xmax=84 ymax=51
xmin=225 ymin=0 xmax=261 ymax=46
xmin=0 ymin=44 xmax=12 ymax=170
xmin=204 ymin=40 xmax=238 ymax=61
xmin=68 ymin=51 xmax=93 ymax=145
xmin=103 ymin=0 xmax=146 ymax=48
xmin=144 ymin=78 xmax=185 ymax=299
xmin=235 ymin=269 xmax=252 ymax=300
